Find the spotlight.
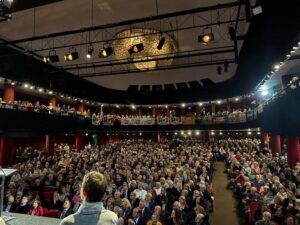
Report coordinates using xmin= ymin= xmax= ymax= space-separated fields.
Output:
xmin=49 ymin=91 xmax=53 ymax=95
xmin=198 ymin=33 xmax=214 ymax=45
xmin=235 ymin=98 xmax=239 ymax=101
xmin=64 ymin=47 xmax=79 ymax=61
xmin=157 ymin=36 xmax=166 ymax=50
xmin=99 ymin=46 xmax=113 ymax=58
xmin=196 ymin=131 xmax=200 ymax=135
xmin=86 ymin=45 xmax=94 ymax=59
xmin=43 ymin=49 xmax=59 ymax=63
xmin=30 ymin=86 xmax=34 ymax=90
xmin=217 ymin=65 xmax=222 ymax=75
xmin=274 ymin=64 xmax=280 ymax=70
xmin=181 ymin=103 xmax=186 ymax=108
xmin=23 ymin=83 xmax=29 ymax=88
xmin=128 ymin=43 xmax=144 ymax=54
xmin=217 ymin=100 xmax=221 ymax=104
xmin=198 ymin=102 xmax=203 ymax=106
xmin=38 ymin=88 xmax=43 ymax=92
xmin=11 ymin=82 xmax=15 ymax=85
xmin=224 ymin=60 xmax=229 ymax=72
xmin=131 ymin=105 xmax=136 ymax=110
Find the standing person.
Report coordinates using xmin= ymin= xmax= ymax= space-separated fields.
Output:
xmin=60 ymin=171 xmax=118 ymax=225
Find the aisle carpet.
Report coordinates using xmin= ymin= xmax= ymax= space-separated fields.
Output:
xmin=210 ymin=162 xmax=243 ymax=225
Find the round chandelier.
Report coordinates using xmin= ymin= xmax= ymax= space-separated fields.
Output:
xmin=112 ymin=28 xmax=178 ymax=70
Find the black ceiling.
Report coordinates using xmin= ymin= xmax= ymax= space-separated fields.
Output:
xmin=0 ymin=0 xmax=300 ymax=104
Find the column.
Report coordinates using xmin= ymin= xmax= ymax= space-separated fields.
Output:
xmin=262 ymin=132 xmax=269 ymax=147
xmin=152 ymin=106 xmax=156 ymax=118
xmin=45 ymin=134 xmax=54 ymax=155
xmin=152 ymin=132 xmax=160 ymax=142
xmin=49 ymin=96 xmax=57 ymax=108
xmin=97 ymin=132 xmax=106 ymax=146
xmin=286 ymin=136 xmax=300 ymax=168
xmin=270 ymin=134 xmax=281 ymax=155
xmin=211 ymin=103 xmax=216 ymax=114
xmin=3 ymin=84 xmax=14 ymax=103
xmin=0 ymin=136 xmax=14 ymax=167
xmin=226 ymin=100 xmax=232 ymax=113
xmin=77 ymin=103 xmax=84 ymax=114
xmin=75 ymin=131 xmax=83 ymax=151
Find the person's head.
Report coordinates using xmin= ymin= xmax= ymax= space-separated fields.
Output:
xmin=63 ymin=199 xmax=71 ymax=209
xmin=173 ymin=201 xmax=181 ymax=210
xmin=21 ymin=196 xmax=28 ymax=206
xmin=8 ymin=195 xmax=14 ymax=204
xmin=151 ymin=213 xmax=159 ymax=223
xmin=114 ymin=191 xmax=121 ymax=199
xmin=32 ymin=199 xmax=40 ymax=209
xmin=139 ymin=200 xmax=146 ymax=209
xmin=81 ymin=171 xmax=107 ymax=202
xmin=130 ymin=192 xmax=137 ymax=200
xmin=146 ymin=192 xmax=152 ymax=201
xmin=195 ymin=213 xmax=204 ymax=223
xmin=262 ymin=211 xmax=272 ymax=222
xmin=154 ymin=205 xmax=161 ymax=214
xmin=286 ymin=216 xmax=295 ymax=225
xmin=132 ymin=207 xmax=140 ymax=219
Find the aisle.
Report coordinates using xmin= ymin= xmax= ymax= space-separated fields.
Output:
xmin=210 ymin=162 xmax=241 ymax=225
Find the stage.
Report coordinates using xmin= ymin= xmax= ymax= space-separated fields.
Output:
xmin=2 ymin=212 xmax=61 ymax=225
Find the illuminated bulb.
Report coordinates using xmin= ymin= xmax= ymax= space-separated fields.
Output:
xmin=198 ymin=102 xmax=203 ymax=106
xmin=38 ymin=88 xmax=43 ymax=92
xmin=24 ymin=84 xmax=29 ymax=88
xmin=235 ymin=98 xmax=239 ymax=101
xmin=196 ymin=131 xmax=200 ymax=135
xmin=217 ymin=100 xmax=221 ymax=104
xmin=274 ymin=64 xmax=280 ymax=70
xmin=30 ymin=86 xmax=34 ymax=90
xmin=181 ymin=103 xmax=186 ymax=108
xmin=188 ymin=131 xmax=191 ymax=135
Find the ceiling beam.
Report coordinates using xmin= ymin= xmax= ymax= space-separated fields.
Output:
xmin=0 ymin=1 xmax=240 ymax=46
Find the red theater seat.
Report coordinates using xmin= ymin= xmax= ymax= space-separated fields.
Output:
xmin=44 ymin=209 xmax=59 ymax=218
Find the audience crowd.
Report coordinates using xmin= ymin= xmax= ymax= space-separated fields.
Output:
xmin=225 ymin=139 xmax=300 ymax=225
xmin=4 ymin=139 xmax=215 ymax=225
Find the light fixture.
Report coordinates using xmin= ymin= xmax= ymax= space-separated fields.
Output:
xmin=128 ymin=43 xmax=144 ymax=55
xmin=139 ymin=132 xmax=142 ymax=136
xmin=116 ymin=105 xmax=120 ymax=108
xmin=181 ymin=131 xmax=184 ymax=135
xmin=274 ymin=64 xmax=280 ymax=70
xmin=196 ymin=131 xmax=200 ymax=135
xmin=86 ymin=45 xmax=94 ymax=59
xmin=235 ymin=97 xmax=239 ymax=101
xmin=198 ymin=33 xmax=214 ymax=45
xmin=187 ymin=131 xmax=192 ymax=136
xmin=211 ymin=131 xmax=215 ymax=135
xmin=23 ymin=83 xmax=29 ymax=88
xmin=157 ymin=36 xmax=166 ymax=50
xmin=49 ymin=91 xmax=53 ymax=95
xmin=38 ymin=88 xmax=43 ymax=92
xmin=43 ymin=49 xmax=59 ymax=63
xmin=290 ymin=50 xmax=295 ymax=54
xmin=248 ymin=131 xmax=252 ymax=135
xmin=286 ymin=54 xmax=291 ymax=58
xmin=293 ymin=46 xmax=298 ymax=50
xmin=175 ymin=132 xmax=178 ymax=135
xmin=219 ymin=132 xmax=223 ymax=135
xmin=198 ymin=102 xmax=203 ymax=106
xmin=85 ymin=133 xmax=89 ymax=136
xmin=165 ymin=105 xmax=168 ymax=108
xmin=181 ymin=103 xmax=186 ymax=108
xmin=131 ymin=105 xmax=136 ymax=110
xmin=11 ymin=82 xmax=15 ymax=85
xmin=99 ymin=45 xmax=113 ymax=58
xmin=261 ymin=90 xmax=269 ymax=96
xmin=257 ymin=132 xmax=261 ymax=135
xmin=64 ymin=47 xmax=79 ymax=61
xmin=30 ymin=86 xmax=34 ymax=90
xmin=217 ymin=100 xmax=221 ymax=104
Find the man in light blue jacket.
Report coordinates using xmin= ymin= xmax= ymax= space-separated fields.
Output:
xmin=60 ymin=171 xmax=118 ymax=225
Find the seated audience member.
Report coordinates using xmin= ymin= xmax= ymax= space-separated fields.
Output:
xmin=60 ymin=171 xmax=118 ymax=225
xmin=139 ymin=200 xmax=151 ymax=221
xmin=4 ymin=195 xmax=17 ymax=212
xmin=49 ymin=192 xmax=63 ymax=210
xmin=58 ymin=199 xmax=73 ymax=219
xmin=146 ymin=213 xmax=163 ymax=225
xmin=255 ymin=211 xmax=275 ymax=225
xmin=16 ymin=196 xmax=31 ymax=214
xmin=128 ymin=207 xmax=146 ymax=225
xmin=27 ymin=199 xmax=44 ymax=216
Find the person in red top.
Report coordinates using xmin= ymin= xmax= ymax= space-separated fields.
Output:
xmin=27 ymin=199 xmax=44 ymax=216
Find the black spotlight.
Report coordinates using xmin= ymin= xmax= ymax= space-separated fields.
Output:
xmin=99 ymin=46 xmax=113 ymax=58
xmin=224 ymin=60 xmax=229 ymax=72
xmin=128 ymin=43 xmax=144 ymax=55
xmin=217 ymin=66 xmax=222 ymax=75
xmin=198 ymin=33 xmax=214 ymax=45
xmin=86 ymin=45 xmax=94 ymax=59
xmin=64 ymin=47 xmax=79 ymax=61
xmin=157 ymin=36 xmax=166 ymax=50
xmin=43 ymin=49 xmax=59 ymax=63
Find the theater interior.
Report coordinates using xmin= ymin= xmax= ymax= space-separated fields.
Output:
xmin=0 ymin=0 xmax=300 ymax=225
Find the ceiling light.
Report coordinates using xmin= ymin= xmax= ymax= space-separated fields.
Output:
xmin=99 ymin=46 xmax=113 ymax=58
xmin=86 ymin=45 xmax=94 ymax=59
xmin=286 ymin=54 xmax=291 ymax=58
xmin=128 ymin=43 xmax=144 ymax=55
xmin=157 ymin=36 xmax=166 ymax=50
xmin=247 ymin=131 xmax=252 ymax=135
xmin=181 ymin=103 xmax=186 ymax=108
xmin=261 ymin=90 xmax=269 ymax=96
xmin=235 ymin=97 xmax=239 ymax=101
xmin=64 ymin=47 xmax=79 ymax=61
xmin=43 ymin=49 xmax=59 ymax=63
xmin=274 ymin=64 xmax=280 ymax=70
xmin=217 ymin=100 xmax=221 ymax=104
xmin=257 ymin=132 xmax=261 ymax=135
xmin=30 ymin=86 xmax=34 ymax=90
xmin=23 ymin=83 xmax=29 ymax=88
xmin=11 ymin=82 xmax=15 ymax=85
xmin=198 ymin=33 xmax=214 ymax=45
xmin=196 ymin=131 xmax=200 ymax=135
xmin=38 ymin=88 xmax=43 ymax=92
xmin=165 ymin=105 xmax=168 ymax=108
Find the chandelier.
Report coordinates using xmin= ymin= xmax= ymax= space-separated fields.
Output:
xmin=112 ymin=28 xmax=178 ymax=70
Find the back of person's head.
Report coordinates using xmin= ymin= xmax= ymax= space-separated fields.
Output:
xmin=81 ymin=171 xmax=107 ymax=202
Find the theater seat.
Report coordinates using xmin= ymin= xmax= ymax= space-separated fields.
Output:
xmin=44 ymin=209 xmax=59 ymax=218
